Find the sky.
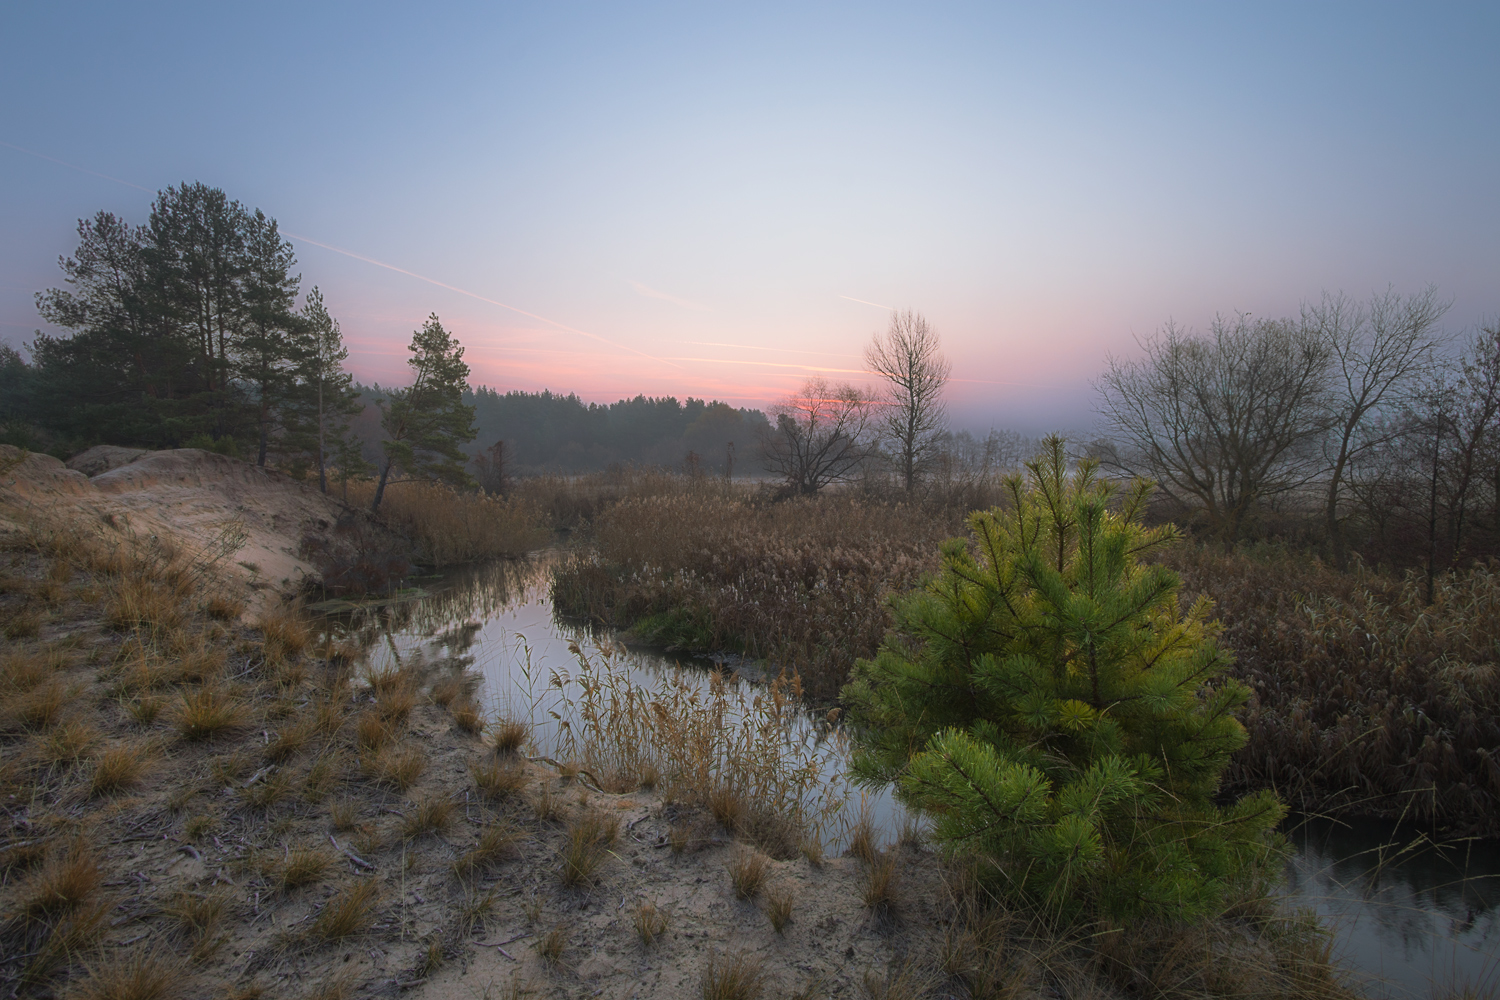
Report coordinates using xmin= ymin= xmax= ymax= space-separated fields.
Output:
xmin=2 ymin=2 xmax=1497 ymax=434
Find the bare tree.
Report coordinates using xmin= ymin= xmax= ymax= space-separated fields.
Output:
xmin=865 ymin=310 xmax=951 ymax=491
xmin=1097 ymin=314 xmax=1331 ymax=546
xmin=759 ymin=376 xmax=873 ymax=495
xmin=1309 ymin=286 xmax=1447 ymax=567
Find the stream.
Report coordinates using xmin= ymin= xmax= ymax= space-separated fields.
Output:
xmin=317 ymin=552 xmax=1500 ymax=999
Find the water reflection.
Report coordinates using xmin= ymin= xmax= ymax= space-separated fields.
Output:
xmin=1282 ymin=815 xmax=1499 ymax=998
xmin=313 ymin=553 xmax=1499 ymax=997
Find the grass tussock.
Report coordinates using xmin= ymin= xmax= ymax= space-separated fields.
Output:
xmin=89 ymin=742 xmax=151 ymax=795
xmin=863 ymin=852 xmax=900 ymax=915
xmin=634 ymin=902 xmax=668 ymax=946
xmin=364 ymin=745 xmax=425 ymax=790
xmin=702 ymin=951 xmax=765 ymax=1000
xmin=450 ymin=698 xmax=484 ymax=734
xmin=766 ymin=883 xmax=794 ymax=934
xmin=535 ymin=923 xmax=566 ymax=967
xmin=728 ymin=847 xmax=770 ymax=900
xmin=452 ymin=821 xmax=520 ymax=876
xmin=560 ymin=810 xmax=617 ymax=886
xmin=256 ymin=605 xmax=309 ymax=662
xmin=61 ymin=947 xmax=186 ymax=1000
xmin=471 ymin=757 xmax=528 ymax=801
xmin=175 ymin=685 xmax=245 ymax=740
xmin=401 ymin=793 xmax=457 ymax=840
xmin=308 ymin=880 xmax=380 ymax=941
xmin=18 ymin=839 xmax=104 ymax=919
xmin=273 ymin=847 xmax=334 ymax=891
xmin=489 ymin=717 xmax=529 ymax=754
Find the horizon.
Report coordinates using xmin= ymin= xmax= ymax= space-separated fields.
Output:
xmin=3 ymin=3 xmax=1497 ymax=437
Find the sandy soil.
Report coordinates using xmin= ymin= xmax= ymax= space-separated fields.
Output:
xmin=1 ymin=446 xmax=390 ymax=611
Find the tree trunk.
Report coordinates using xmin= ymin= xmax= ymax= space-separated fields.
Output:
xmin=372 ymin=458 xmax=393 ymax=512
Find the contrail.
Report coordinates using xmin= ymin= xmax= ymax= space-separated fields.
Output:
xmin=2 ymin=139 xmax=679 ymax=370
xmin=837 ymin=294 xmax=894 ymax=310
xmin=686 ymin=340 xmax=864 ymax=359
xmin=287 ymin=233 xmax=680 ymax=368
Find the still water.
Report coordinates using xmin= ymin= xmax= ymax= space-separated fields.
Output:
xmin=321 ymin=552 xmax=1499 ymax=999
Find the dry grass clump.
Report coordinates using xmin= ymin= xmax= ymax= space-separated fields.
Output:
xmin=452 ymin=821 xmax=520 ymax=876
xmin=308 ymin=880 xmax=380 ymax=940
xmin=257 ymin=605 xmax=309 ymax=662
xmin=863 ymin=852 xmax=900 ymax=915
xmin=272 ymin=847 xmax=334 ymax=890
xmin=634 ymin=901 xmax=668 ymax=946
xmin=10 ymin=679 xmax=68 ymax=731
xmin=727 ymin=847 xmax=770 ymax=900
xmin=18 ymin=839 xmax=104 ymax=919
xmin=702 ymin=951 xmax=765 ymax=1000
xmin=766 ymin=883 xmax=794 ymax=934
xmin=862 ymin=961 xmax=936 ymax=1000
xmin=104 ymin=575 xmax=188 ymax=636
xmin=163 ymin=887 xmax=232 ymax=941
xmin=28 ymin=717 xmax=102 ymax=766
xmin=364 ymin=745 xmax=426 ymax=791
xmin=61 ymin=947 xmax=186 ymax=1000
xmin=89 ymin=742 xmax=151 ymax=795
xmin=3 ymin=605 xmax=42 ymax=640
xmin=450 ymin=699 xmax=484 ymax=734
xmin=175 ymin=685 xmax=245 ymax=740
xmin=401 ymin=793 xmax=457 ymax=840
xmin=560 ymin=810 xmax=617 ymax=886
xmin=534 ymin=923 xmax=567 ymax=967
xmin=845 ymin=801 xmax=880 ymax=864
xmin=239 ymin=767 xmax=294 ymax=810
xmin=471 ymin=757 xmax=528 ymax=801
xmin=354 ymin=710 xmax=393 ymax=752
xmin=203 ymin=592 xmax=244 ymax=620
xmin=489 ymin=717 xmax=529 ymax=754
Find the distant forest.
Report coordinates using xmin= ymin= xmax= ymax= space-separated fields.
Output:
xmin=346 ymin=386 xmax=771 ymax=476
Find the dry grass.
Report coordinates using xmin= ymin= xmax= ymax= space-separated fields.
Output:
xmin=175 ymin=685 xmax=245 ymax=740
xmin=11 ymin=679 xmax=68 ymax=731
xmin=450 ymin=699 xmax=484 ymax=734
xmin=350 ymin=479 xmax=551 ymax=567
xmin=863 ymin=852 xmax=900 ymax=915
xmin=263 ymin=716 xmax=314 ymax=763
xmin=354 ymin=710 xmax=393 ymax=751
xmin=728 ymin=847 xmax=770 ymax=900
xmin=845 ymin=800 xmax=880 ymax=864
xmin=274 ymin=847 xmax=334 ymax=890
xmin=452 ymin=821 xmax=520 ymax=876
xmin=767 ymin=883 xmax=794 ymax=934
xmin=401 ymin=793 xmax=457 ymax=840
xmin=308 ymin=880 xmax=380 ymax=940
xmin=18 ymin=839 xmax=104 ymax=919
xmin=634 ymin=902 xmax=668 ymax=946
xmin=471 ymin=757 xmax=527 ymax=801
xmin=239 ymin=766 xmax=294 ymax=810
xmin=489 ymin=717 xmax=529 ymax=754
xmin=27 ymin=716 xmax=101 ymax=767
xmin=702 ymin=951 xmax=765 ymax=1000
xmin=365 ymin=745 xmax=425 ymax=791
xmin=560 ymin=810 xmax=617 ymax=886
xmin=257 ymin=605 xmax=309 ymax=662
xmin=329 ymin=798 xmax=359 ymax=831
xmin=61 ymin=947 xmax=186 ymax=1000
xmin=163 ymin=887 xmax=232 ymax=940
xmin=862 ymin=961 xmax=936 ymax=1000
xmin=535 ymin=923 xmax=567 ymax=967
xmin=104 ymin=575 xmax=187 ymax=636
xmin=89 ymin=742 xmax=150 ymax=795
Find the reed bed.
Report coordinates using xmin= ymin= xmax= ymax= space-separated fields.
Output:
xmin=345 ymin=479 xmax=551 ymax=567
xmin=551 ymin=492 xmax=954 ymax=700
xmin=1163 ymin=545 xmax=1500 ymax=836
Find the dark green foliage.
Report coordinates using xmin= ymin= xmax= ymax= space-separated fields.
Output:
xmin=371 ymin=315 xmax=477 ymax=510
xmin=284 ymin=287 xmax=363 ymax=491
xmin=842 ymin=436 xmax=1285 ymax=923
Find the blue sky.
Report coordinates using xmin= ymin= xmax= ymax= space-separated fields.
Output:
xmin=2 ymin=2 xmax=1497 ymax=432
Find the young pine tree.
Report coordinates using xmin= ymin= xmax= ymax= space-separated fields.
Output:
xmin=370 ymin=314 xmax=476 ymax=511
xmin=842 ymin=436 xmax=1285 ymax=924
xmin=287 ymin=287 xmax=362 ymax=492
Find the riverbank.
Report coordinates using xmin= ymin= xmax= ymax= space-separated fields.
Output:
xmin=0 ymin=456 xmax=1373 ymax=1000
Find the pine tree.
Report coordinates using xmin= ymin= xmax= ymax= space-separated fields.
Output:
xmin=287 ymin=287 xmax=362 ymax=492
xmin=842 ymin=436 xmax=1285 ymax=923
xmin=371 ymin=315 xmax=477 ymax=511
xmin=235 ymin=209 xmax=301 ymax=466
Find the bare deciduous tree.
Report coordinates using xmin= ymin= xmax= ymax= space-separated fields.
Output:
xmin=759 ymin=376 xmax=873 ymax=495
xmin=865 ymin=310 xmax=951 ymax=492
xmin=1096 ymin=315 xmax=1331 ymax=546
xmin=1309 ymin=286 xmax=1447 ymax=567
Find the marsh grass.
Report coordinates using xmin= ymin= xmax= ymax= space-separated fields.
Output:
xmin=347 ymin=479 xmax=550 ymax=567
